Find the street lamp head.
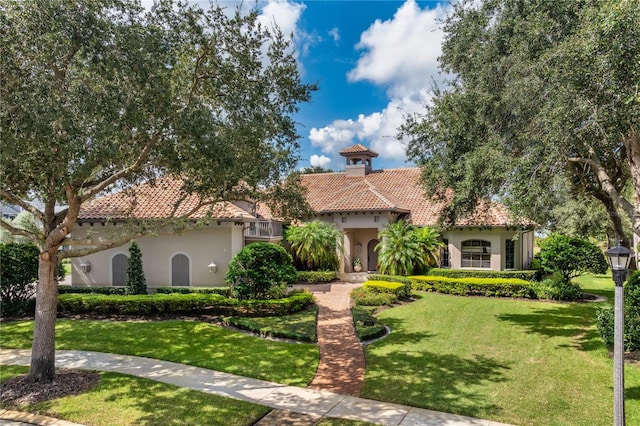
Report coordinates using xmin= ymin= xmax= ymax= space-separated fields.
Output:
xmin=606 ymin=242 xmax=632 ymax=288
xmin=605 ymin=242 xmax=632 ymax=272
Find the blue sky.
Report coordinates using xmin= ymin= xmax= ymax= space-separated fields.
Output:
xmin=144 ymin=0 xmax=450 ymax=170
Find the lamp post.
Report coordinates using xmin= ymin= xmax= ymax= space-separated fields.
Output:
xmin=605 ymin=242 xmax=632 ymax=426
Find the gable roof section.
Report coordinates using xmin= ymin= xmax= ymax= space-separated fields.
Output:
xmin=78 ymin=176 xmax=255 ymax=222
xmin=301 ymin=168 xmax=525 ymax=228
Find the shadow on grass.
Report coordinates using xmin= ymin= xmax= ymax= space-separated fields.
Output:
xmin=51 ymin=319 xmax=318 ymax=386
xmin=627 ymin=386 xmax=640 ymax=401
xmin=497 ymin=303 xmax=604 ymax=352
xmin=364 ymin=319 xmax=509 ymax=418
xmin=34 ymin=372 xmax=269 ymax=426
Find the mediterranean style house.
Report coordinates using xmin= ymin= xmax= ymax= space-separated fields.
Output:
xmin=70 ymin=144 xmax=534 ymax=288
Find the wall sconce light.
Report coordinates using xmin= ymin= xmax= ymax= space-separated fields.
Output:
xmin=208 ymin=262 xmax=218 ymax=273
xmin=355 ymin=243 xmax=362 ymax=253
xmin=80 ymin=261 xmax=91 ymax=273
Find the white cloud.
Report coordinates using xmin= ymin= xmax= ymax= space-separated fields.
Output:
xmin=348 ymin=0 xmax=448 ymax=98
xmin=308 ymin=0 xmax=448 ymax=168
xmin=309 ymin=154 xmax=332 ymax=169
xmin=328 ymin=27 xmax=340 ymax=43
xmin=258 ymin=0 xmax=305 ymax=40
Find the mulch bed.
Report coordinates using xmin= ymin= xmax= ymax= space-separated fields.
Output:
xmin=1 ymin=369 xmax=100 ymax=408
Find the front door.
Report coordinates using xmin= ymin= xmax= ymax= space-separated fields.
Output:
xmin=367 ymin=239 xmax=379 ymax=272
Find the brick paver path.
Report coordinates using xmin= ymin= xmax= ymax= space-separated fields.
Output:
xmin=305 ymin=282 xmax=365 ymax=396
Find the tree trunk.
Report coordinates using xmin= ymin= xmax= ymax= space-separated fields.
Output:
xmin=28 ymin=249 xmax=59 ymax=383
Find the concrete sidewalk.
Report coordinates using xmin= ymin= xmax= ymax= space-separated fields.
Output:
xmin=1 ymin=349 xmax=512 ymax=426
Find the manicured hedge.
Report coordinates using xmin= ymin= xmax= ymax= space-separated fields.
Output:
xmin=58 ymin=286 xmax=127 ymax=295
xmin=58 ymin=291 xmax=314 ymax=317
xmin=410 ymin=276 xmax=534 ymax=298
xmin=156 ymin=287 xmax=231 ymax=296
xmin=367 ymin=274 xmax=412 ymax=295
xmin=350 ymin=286 xmax=398 ymax=306
xmin=428 ymin=268 xmax=538 ymax=281
xmin=363 ymin=280 xmax=409 ymax=298
xmin=296 ymin=270 xmax=338 ymax=284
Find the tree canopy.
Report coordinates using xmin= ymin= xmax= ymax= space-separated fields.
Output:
xmin=0 ymin=0 xmax=315 ymax=382
xmin=403 ymin=0 xmax=640 ymax=246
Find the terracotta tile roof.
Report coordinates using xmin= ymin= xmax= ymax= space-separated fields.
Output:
xmin=78 ymin=176 xmax=255 ymax=222
xmin=339 ymin=144 xmax=379 ymax=157
xmin=301 ymin=168 xmax=526 ymax=228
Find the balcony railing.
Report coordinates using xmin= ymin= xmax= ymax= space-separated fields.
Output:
xmin=244 ymin=221 xmax=283 ymax=240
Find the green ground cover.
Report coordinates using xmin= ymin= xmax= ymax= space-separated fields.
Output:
xmin=361 ymin=274 xmax=640 ymax=425
xmin=0 ymin=319 xmax=318 ymax=386
xmin=224 ymin=306 xmax=318 ymax=341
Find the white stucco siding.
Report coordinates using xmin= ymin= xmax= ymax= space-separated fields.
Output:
xmin=70 ymin=222 xmax=240 ymax=288
xmin=443 ymin=229 xmax=532 ymax=271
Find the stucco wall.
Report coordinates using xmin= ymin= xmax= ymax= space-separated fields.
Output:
xmin=70 ymin=222 xmax=243 ymax=288
xmin=442 ymin=228 xmax=533 ymax=271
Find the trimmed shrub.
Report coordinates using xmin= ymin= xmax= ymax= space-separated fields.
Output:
xmin=428 ymin=268 xmax=538 ymax=282
xmin=58 ymin=291 xmax=314 ymax=317
xmin=0 ymin=243 xmax=39 ymax=317
xmin=410 ymin=275 xmax=534 ymax=298
xmin=351 ymin=286 xmax=398 ymax=306
xmin=596 ymin=270 xmax=640 ymax=351
xmin=529 ymin=279 xmax=585 ymax=301
xmin=59 ymin=286 xmax=127 ymax=295
xmin=126 ymin=241 xmax=147 ymax=295
xmin=538 ymin=234 xmax=608 ymax=283
xmin=363 ymin=280 xmax=409 ymax=298
xmin=352 ymin=306 xmax=387 ymax=341
xmin=367 ymin=274 xmax=412 ymax=295
xmin=156 ymin=286 xmax=231 ymax=296
xmin=226 ymin=243 xmax=297 ymax=300
xmin=296 ymin=270 xmax=338 ymax=284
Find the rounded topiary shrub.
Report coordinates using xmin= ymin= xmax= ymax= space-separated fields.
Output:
xmin=225 ymin=243 xmax=297 ymax=300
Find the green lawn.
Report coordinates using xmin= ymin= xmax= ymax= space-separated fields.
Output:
xmin=1 ymin=366 xmax=270 ymax=426
xmin=0 ymin=319 xmax=318 ymax=386
xmin=361 ymin=274 xmax=640 ymax=426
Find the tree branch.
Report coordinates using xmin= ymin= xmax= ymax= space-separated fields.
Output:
xmin=0 ymin=220 xmax=40 ymax=244
xmin=0 ymin=190 xmax=45 ymax=222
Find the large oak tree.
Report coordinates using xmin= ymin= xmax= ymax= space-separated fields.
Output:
xmin=403 ymin=0 xmax=639 ymax=246
xmin=0 ymin=0 xmax=315 ymax=383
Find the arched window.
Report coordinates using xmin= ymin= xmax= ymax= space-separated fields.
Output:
xmin=112 ymin=254 xmax=128 ymax=287
xmin=461 ymin=240 xmax=491 ymax=268
xmin=171 ymin=254 xmax=190 ymax=286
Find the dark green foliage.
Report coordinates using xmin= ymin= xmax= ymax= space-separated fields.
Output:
xmin=0 ymin=243 xmax=39 ymax=317
xmin=428 ymin=268 xmax=538 ymax=281
xmin=156 ymin=287 xmax=231 ymax=297
xmin=352 ymin=306 xmax=387 ymax=341
xmin=126 ymin=241 xmax=147 ymax=295
xmin=226 ymin=243 xmax=297 ymax=300
xmin=410 ymin=276 xmax=534 ymax=298
xmin=296 ymin=270 xmax=338 ymax=284
xmin=538 ymin=234 xmax=608 ymax=283
xmin=597 ymin=270 xmax=640 ymax=351
xmin=350 ymin=287 xmax=398 ymax=306
xmin=58 ymin=291 xmax=313 ymax=317
xmin=529 ymin=279 xmax=585 ymax=301
xmin=58 ymin=286 xmax=127 ymax=295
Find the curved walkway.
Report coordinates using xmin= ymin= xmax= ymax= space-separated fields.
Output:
xmin=0 ymin=349 xmax=511 ymax=426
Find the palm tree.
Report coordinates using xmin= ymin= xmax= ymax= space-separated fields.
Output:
xmin=375 ymin=220 xmax=425 ymax=276
xmin=415 ymin=226 xmax=445 ymax=269
xmin=285 ymin=220 xmax=342 ymax=270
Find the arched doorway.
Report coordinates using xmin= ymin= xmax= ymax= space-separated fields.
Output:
xmin=367 ymin=239 xmax=379 ymax=272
